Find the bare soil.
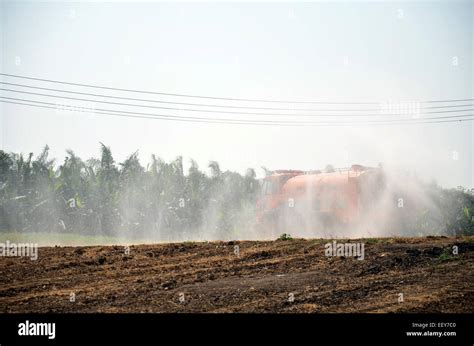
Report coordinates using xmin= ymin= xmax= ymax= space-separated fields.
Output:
xmin=0 ymin=236 xmax=473 ymax=313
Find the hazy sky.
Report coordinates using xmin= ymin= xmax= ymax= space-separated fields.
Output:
xmin=0 ymin=0 xmax=473 ymax=188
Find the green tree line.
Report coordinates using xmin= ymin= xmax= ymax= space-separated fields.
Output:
xmin=0 ymin=145 xmax=472 ymax=240
xmin=0 ymin=144 xmax=260 ymax=241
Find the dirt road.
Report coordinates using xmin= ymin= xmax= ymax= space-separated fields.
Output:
xmin=1 ymin=236 xmax=473 ymax=313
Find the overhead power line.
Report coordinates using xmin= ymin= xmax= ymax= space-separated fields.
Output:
xmin=1 ymin=88 xmax=473 ymax=118
xmin=1 ymin=97 xmax=473 ymax=126
xmin=1 ymin=81 xmax=471 ymax=112
xmin=1 ymin=73 xmax=473 ymax=105
xmin=0 ymin=82 xmax=379 ymax=112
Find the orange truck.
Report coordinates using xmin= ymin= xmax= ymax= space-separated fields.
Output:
xmin=256 ymin=165 xmax=385 ymax=236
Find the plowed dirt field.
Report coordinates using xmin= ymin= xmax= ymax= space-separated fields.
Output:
xmin=1 ymin=236 xmax=473 ymax=313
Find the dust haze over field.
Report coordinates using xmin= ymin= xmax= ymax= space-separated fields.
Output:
xmin=256 ymin=163 xmax=472 ymax=241
xmin=0 ymin=1 xmax=473 ymax=245
xmin=0 ymin=144 xmax=473 ymax=246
